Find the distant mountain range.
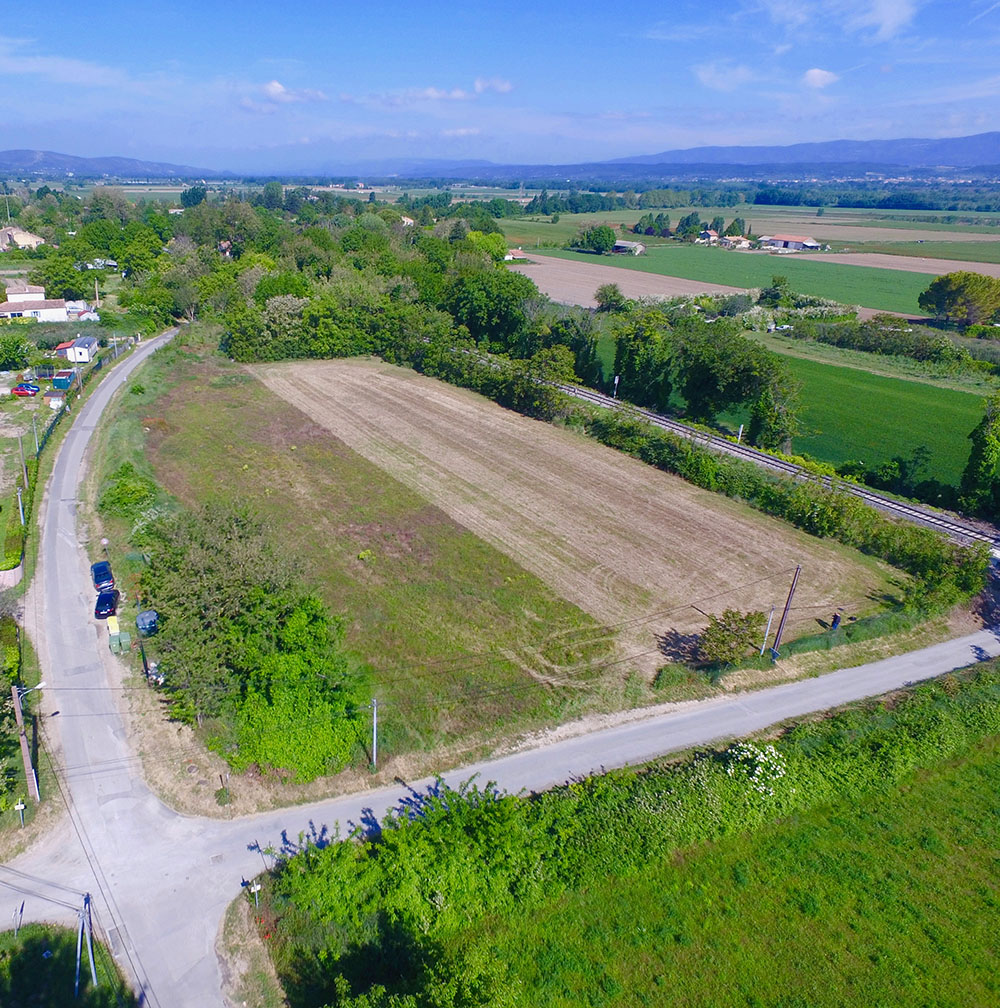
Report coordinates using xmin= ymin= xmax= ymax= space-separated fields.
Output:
xmin=0 ymin=149 xmax=221 ymax=178
xmin=611 ymin=132 xmax=1000 ymax=168
xmin=2 ymin=132 xmax=1000 ymax=181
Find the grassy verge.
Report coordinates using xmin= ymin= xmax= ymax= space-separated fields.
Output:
xmin=217 ymin=895 xmax=286 ymax=1008
xmin=533 ymin=246 xmax=934 ymax=314
xmin=0 ymin=923 xmax=137 ymax=1007
xmin=472 ymin=734 xmax=1000 ymax=1007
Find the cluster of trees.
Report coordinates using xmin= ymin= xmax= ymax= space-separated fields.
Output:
xmin=260 ymin=670 xmax=1000 ymax=1006
xmin=919 ymin=271 xmax=1000 ymax=328
xmin=99 ymin=477 xmax=367 ymax=780
xmin=611 ymin=306 xmax=800 ymax=448
xmin=753 ymin=182 xmax=1000 ymax=213
xmin=631 ymin=213 xmax=748 ymax=240
xmin=568 ymin=224 xmax=616 ymax=253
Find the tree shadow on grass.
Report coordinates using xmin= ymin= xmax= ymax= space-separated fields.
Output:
xmin=0 ymin=924 xmax=136 ymax=1008
xmin=655 ymin=628 xmax=701 ymax=663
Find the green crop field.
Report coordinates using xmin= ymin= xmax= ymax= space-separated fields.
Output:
xmin=778 ymin=355 xmax=981 ymax=485
xmin=468 ymin=736 xmax=1000 ymax=1007
xmin=535 ymin=246 xmax=934 ymax=314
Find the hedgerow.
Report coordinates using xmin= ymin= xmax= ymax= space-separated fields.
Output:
xmin=261 ymin=666 xmax=1000 ymax=1007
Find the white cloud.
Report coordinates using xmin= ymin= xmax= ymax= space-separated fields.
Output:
xmin=442 ymin=127 xmax=481 ymax=137
xmin=802 ymin=67 xmax=840 ymax=87
xmin=693 ymin=61 xmax=758 ymax=92
xmin=474 ymin=77 xmax=512 ymax=94
xmin=0 ymin=34 xmax=130 ymax=87
xmin=261 ymin=80 xmax=327 ymax=103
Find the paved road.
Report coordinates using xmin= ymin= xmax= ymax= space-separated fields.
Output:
xmin=5 ymin=333 xmax=1000 ymax=1005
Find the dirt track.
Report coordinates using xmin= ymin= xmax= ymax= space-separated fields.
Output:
xmin=258 ymin=359 xmax=891 ymax=673
xmin=805 ymin=251 xmax=1000 ymax=278
xmin=510 ymin=255 xmax=745 ymax=307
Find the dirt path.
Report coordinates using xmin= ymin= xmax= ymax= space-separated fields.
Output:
xmin=804 ymin=251 xmax=1000 ymax=277
xmin=258 ymin=360 xmax=893 ymax=674
xmin=510 ymin=254 xmax=745 ymax=307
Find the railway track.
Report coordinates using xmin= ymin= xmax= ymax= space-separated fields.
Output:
xmin=559 ymin=383 xmax=1000 ymax=553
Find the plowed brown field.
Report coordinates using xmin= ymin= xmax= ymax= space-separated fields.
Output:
xmin=258 ymin=359 xmax=895 ymax=672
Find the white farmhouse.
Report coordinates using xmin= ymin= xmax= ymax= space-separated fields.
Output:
xmin=0 ymin=280 xmax=68 ymax=322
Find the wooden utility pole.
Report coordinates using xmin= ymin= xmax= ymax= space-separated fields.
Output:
xmin=10 ymin=685 xmax=40 ymax=802
xmin=770 ymin=565 xmax=801 ymax=659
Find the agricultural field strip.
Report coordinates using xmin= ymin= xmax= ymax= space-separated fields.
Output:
xmin=509 ymin=256 xmax=746 ymax=307
xmin=803 ymin=251 xmax=1000 ymax=277
xmin=561 ymin=384 xmax=999 ymax=551
xmin=256 ymin=360 xmax=881 ymax=669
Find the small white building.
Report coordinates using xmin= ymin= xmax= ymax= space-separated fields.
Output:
xmin=612 ymin=240 xmax=645 ymax=255
xmin=67 ymin=335 xmax=99 ymax=363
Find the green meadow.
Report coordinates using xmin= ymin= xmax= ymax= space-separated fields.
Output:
xmin=779 ymin=355 xmax=981 ymax=485
xmin=467 ymin=736 xmax=1000 ymax=1007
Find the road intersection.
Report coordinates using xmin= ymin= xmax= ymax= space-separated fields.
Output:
xmin=5 ymin=332 xmax=999 ymax=1005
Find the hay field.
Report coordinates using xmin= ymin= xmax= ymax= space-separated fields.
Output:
xmin=257 ymin=359 xmax=896 ymax=671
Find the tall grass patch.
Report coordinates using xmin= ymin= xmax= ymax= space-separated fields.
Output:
xmin=136 ymin=352 xmax=617 ymax=753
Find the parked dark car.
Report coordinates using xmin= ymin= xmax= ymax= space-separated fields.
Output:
xmin=12 ymin=383 xmax=39 ymax=397
xmin=94 ymin=589 xmax=120 ymax=619
xmin=90 ymin=560 xmax=115 ymax=592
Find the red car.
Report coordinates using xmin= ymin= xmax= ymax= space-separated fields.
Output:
xmin=12 ymin=384 xmax=39 ymax=397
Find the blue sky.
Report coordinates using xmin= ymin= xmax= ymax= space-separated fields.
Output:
xmin=3 ymin=0 xmax=1000 ymax=171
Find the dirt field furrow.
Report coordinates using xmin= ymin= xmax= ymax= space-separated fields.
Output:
xmin=258 ymin=360 xmax=894 ymax=673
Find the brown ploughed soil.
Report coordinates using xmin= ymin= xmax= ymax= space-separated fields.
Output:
xmin=257 ymin=359 xmax=895 ymax=676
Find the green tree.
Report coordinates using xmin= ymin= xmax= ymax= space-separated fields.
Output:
xmin=709 ymin=215 xmax=725 ymax=234
xmin=261 ymin=181 xmax=284 ymax=210
xmin=959 ymin=390 xmax=1000 ymax=516
xmin=28 ymin=255 xmax=88 ymax=299
xmin=572 ymin=225 xmax=616 ymax=254
xmin=699 ymin=609 xmax=765 ymax=666
xmin=594 ymin=282 xmax=629 ymax=312
xmin=180 ymin=186 xmax=207 ymax=208
xmin=445 ymin=268 xmax=538 ymax=349
xmin=918 ymin=271 xmax=1000 ymax=327
xmin=0 ymin=330 xmax=32 ymax=370
xmin=675 ymin=211 xmax=702 ymax=241
xmin=724 ymin=217 xmax=746 ymax=236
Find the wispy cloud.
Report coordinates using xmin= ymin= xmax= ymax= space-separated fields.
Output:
xmin=844 ymin=0 xmax=920 ymax=40
xmin=969 ymin=0 xmax=1000 ymax=23
xmin=474 ymin=77 xmax=513 ymax=94
xmin=693 ymin=61 xmax=759 ymax=92
xmin=802 ymin=67 xmax=839 ymax=87
xmin=341 ymin=79 xmax=512 ymax=107
xmin=441 ymin=127 xmax=481 ymax=137
xmin=0 ymin=34 xmax=131 ymax=87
